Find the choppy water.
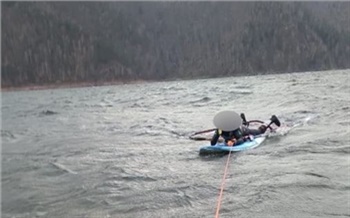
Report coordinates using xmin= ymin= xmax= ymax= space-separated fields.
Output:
xmin=1 ymin=70 xmax=350 ymax=218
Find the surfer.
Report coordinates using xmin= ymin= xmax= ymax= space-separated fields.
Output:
xmin=210 ymin=112 xmax=280 ymax=146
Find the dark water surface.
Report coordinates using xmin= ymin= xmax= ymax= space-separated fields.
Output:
xmin=2 ymin=70 xmax=349 ymax=218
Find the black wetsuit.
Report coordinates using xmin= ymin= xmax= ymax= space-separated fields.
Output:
xmin=210 ymin=125 xmax=266 ymax=146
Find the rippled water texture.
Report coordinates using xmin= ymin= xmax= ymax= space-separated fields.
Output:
xmin=2 ymin=70 xmax=349 ymax=218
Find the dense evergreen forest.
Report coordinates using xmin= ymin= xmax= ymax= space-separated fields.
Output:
xmin=1 ymin=2 xmax=350 ymax=88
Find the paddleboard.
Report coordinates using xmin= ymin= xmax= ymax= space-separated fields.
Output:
xmin=199 ymin=136 xmax=265 ymax=155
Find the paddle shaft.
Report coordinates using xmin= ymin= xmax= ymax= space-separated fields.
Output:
xmin=190 ymin=119 xmax=274 ymax=140
xmin=192 ymin=128 xmax=216 ymax=135
xmin=191 ymin=120 xmax=264 ymax=136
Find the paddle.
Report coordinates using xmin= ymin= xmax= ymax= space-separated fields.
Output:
xmin=265 ymin=120 xmax=274 ymax=130
xmin=192 ymin=128 xmax=216 ymax=135
xmin=189 ymin=115 xmax=280 ymax=140
xmin=243 ymin=115 xmax=280 ymax=130
xmin=260 ymin=115 xmax=281 ymax=131
xmin=189 ymin=121 xmax=271 ymax=141
xmin=188 ymin=128 xmax=215 ymax=140
xmin=189 ymin=135 xmax=224 ymax=142
xmin=240 ymin=113 xmax=248 ymax=126
xmin=189 ymin=135 xmax=211 ymax=141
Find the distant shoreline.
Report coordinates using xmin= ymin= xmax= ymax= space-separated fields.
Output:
xmin=1 ymin=80 xmax=149 ymax=92
xmin=1 ymin=68 xmax=348 ymax=92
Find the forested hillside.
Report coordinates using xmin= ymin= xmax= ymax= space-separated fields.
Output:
xmin=2 ymin=2 xmax=350 ymax=88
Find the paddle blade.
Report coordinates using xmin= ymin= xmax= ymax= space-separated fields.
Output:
xmin=240 ymin=113 xmax=248 ymax=125
xmin=271 ymin=115 xmax=281 ymax=127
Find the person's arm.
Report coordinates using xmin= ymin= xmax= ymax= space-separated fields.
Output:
xmin=235 ymin=138 xmax=245 ymax=145
xmin=211 ymin=129 xmax=220 ymax=145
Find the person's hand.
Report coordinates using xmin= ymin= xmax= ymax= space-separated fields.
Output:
xmin=227 ymin=138 xmax=237 ymax=147
xmin=244 ymin=135 xmax=254 ymax=141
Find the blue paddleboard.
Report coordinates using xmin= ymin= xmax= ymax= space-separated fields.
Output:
xmin=199 ymin=136 xmax=265 ymax=155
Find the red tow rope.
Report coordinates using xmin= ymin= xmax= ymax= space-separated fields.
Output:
xmin=214 ymin=150 xmax=233 ymax=218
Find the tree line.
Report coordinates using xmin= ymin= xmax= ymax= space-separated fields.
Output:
xmin=2 ymin=2 xmax=350 ymax=87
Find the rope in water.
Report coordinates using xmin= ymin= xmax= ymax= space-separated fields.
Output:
xmin=214 ymin=150 xmax=233 ymax=218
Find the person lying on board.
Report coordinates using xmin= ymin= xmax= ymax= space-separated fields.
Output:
xmin=211 ymin=114 xmax=280 ymax=147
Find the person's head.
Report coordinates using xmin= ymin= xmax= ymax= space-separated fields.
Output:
xmin=213 ymin=110 xmax=242 ymax=131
